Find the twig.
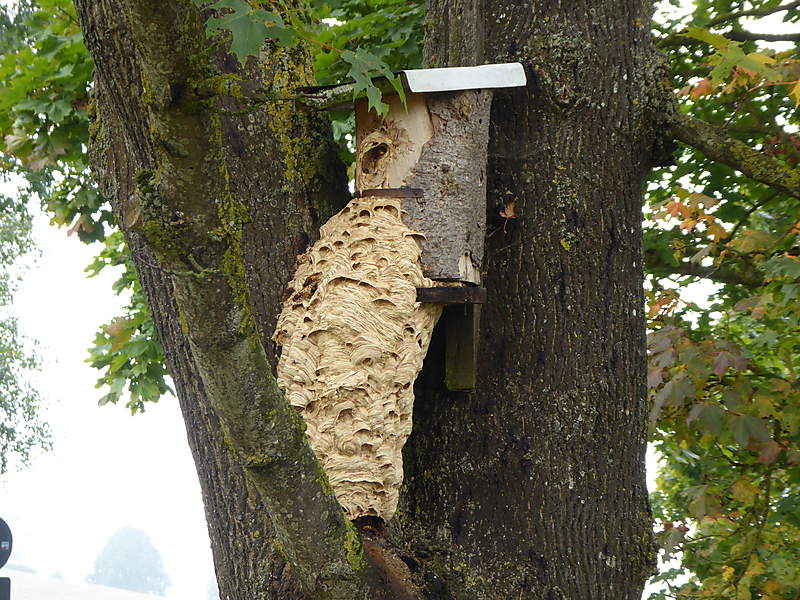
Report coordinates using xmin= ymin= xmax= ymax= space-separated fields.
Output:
xmin=728 ymin=191 xmax=779 ymax=240
xmin=727 ymin=30 xmax=800 ymax=42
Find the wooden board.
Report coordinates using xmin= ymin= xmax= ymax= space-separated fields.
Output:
xmin=444 ymin=305 xmax=480 ymax=391
xmin=416 ymin=286 xmax=487 ymax=304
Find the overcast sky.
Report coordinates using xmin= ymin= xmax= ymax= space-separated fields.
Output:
xmin=0 ymin=197 xmax=215 ymax=598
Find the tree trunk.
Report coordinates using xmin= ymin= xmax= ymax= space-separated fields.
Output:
xmin=394 ymin=1 xmax=664 ymax=598
xmin=74 ymin=0 xmax=665 ymax=598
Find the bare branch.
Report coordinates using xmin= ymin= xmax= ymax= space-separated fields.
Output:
xmin=657 ymin=2 xmax=800 ymax=48
xmin=706 ymin=0 xmax=800 ymax=28
xmin=645 ymin=251 xmax=764 ymax=287
xmin=726 ymin=30 xmax=800 ymax=42
xmin=671 ymin=112 xmax=800 ymax=200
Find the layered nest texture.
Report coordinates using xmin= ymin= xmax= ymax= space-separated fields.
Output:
xmin=273 ymin=194 xmax=441 ymax=520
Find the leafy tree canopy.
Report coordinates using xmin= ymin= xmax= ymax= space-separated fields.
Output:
xmin=646 ymin=3 xmax=800 ymax=598
xmin=86 ymin=526 xmax=171 ymax=596
xmin=0 ymin=191 xmax=49 ymax=472
xmin=0 ymin=0 xmax=799 ymax=598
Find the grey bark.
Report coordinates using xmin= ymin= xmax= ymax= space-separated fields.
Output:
xmin=391 ymin=1 xmax=664 ymax=598
xmin=402 ymin=90 xmax=493 ymax=283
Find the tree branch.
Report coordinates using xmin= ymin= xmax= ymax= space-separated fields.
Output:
xmin=645 ymin=250 xmax=764 ymax=287
xmin=670 ymin=112 xmax=800 ymax=200
xmin=706 ymin=0 xmax=800 ymax=28
xmin=76 ymin=0 xmax=373 ymax=596
xmin=726 ymin=30 xmax=800 ymax=42
xmin=728 ymin=191 xmax=779 ymax=240
xmin=658 ymin=1 xmax=800 ymax=48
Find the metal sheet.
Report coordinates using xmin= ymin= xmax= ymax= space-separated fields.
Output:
xmin=401 ymin=62 xmax=526 ymax=93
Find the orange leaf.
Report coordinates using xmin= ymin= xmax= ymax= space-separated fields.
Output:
xmin=758 ymin=440 xmax=781 ymax=465
xmin=706 ymin=220 xmax=728 ymax=242
xmin=667 ymin=201 xmax=691 ymax=219
xmin=690 ymin=78 xmax=715 ymax=98
xmin=500 ymin=198 xmax=517 ymax=219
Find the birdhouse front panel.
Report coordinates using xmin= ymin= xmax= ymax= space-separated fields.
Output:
xmin=354 ymin=88 xmax=493 ymax=284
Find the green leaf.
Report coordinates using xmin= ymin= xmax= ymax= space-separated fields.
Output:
xmin=687 ymin=402 xmax=725 ymax=435
xmin=124 ymin=339 xmax=151 ymax=358
xmin=341 ymin=48 xmax=403 ymax=115
xmin=730 ymin=414 xmax=771 ymax=447
xmin=686 ymin=485 xmax=722 ymax=519
xmin=683 ymin=26 xmax=733 ymax=50
xmin=204 ymin=0 xmax=294 ymax=65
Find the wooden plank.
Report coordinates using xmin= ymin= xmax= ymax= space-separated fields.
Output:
xmin=358 ymin=188 xmax=424 ymax=198
xmin=416 ymin=286 xmax=487 ymax=304
xmin=444 ymin=305 xmax=480 ymax=391
xmin=353 ymin=90 xmax=493 ymax=284
xmin=396 ymin=91 xmax=493 ymax=284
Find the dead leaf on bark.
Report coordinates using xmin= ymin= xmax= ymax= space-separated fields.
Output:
xmin=500 ymin=198 xmax=517 ymax=219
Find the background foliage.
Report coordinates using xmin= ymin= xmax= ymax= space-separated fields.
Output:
xmin=86 ymin=526 xmax=171 ymax=595
xmin=0 ymin=191 xmax=48 ymax=472
xmin=0 ymin=0 xmax=798 ymax=597
xmin=648 ymin=2 xmax=800 ymax=598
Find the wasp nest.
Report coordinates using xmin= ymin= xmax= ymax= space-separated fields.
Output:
xmin=273 ymin=195 xmax=441 ymax=521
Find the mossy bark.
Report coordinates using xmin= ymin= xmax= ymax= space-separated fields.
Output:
xmin=671 ymin=112 xmax=800 ymax=199
xmin=75 ymin=1 xmax=367 ymax=598
xmin=75 ymin=0 xmax=664 ymax=598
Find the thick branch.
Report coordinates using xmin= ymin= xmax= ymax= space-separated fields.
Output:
xmin=727 ymin=30 xmax=800 ymax=42
xmin=77 ymin=0 xmax=372 ymax=596
xmin=671 ymin=112 xmax=800 ymax=200
xmin=645 ymin=251 xmax=764 ymax=287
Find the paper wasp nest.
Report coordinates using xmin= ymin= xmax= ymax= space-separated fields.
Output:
xmin=273 ymin=195 xmax=441 ymax=520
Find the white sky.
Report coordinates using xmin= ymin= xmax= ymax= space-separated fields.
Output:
xmin=0 ymin=199 xmax=215 ymax=598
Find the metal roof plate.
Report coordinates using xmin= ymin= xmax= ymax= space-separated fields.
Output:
xmin=401 ymin=62 xmax=526 ymax=93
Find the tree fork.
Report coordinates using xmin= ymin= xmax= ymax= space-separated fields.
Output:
xmin=74 ymin=0 xmax=668 ymax=598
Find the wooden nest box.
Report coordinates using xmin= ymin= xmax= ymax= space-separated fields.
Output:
xmin=305 ymin=63 xmax=527 ymax=390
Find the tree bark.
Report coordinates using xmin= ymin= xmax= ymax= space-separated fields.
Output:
xmin=75 ymin=0 xmax=664 ymax=598
xmin=392 ymin=1 xmax=663 ymax=598
xmin=74 ymin=1 xmax=364 ymax=598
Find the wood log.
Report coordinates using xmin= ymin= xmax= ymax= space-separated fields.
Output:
xmin=354 ymin=89 xmax=493 ymax=284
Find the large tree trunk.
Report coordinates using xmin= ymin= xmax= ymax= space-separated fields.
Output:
xmin=75 ymin=0 xmax=664 ymax=598
xmin=393 ymin=1 xmax=663 ymax=597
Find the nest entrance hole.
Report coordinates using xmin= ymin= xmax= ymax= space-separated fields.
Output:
xmin=361 ymin=142 xmax=390 ymax=175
